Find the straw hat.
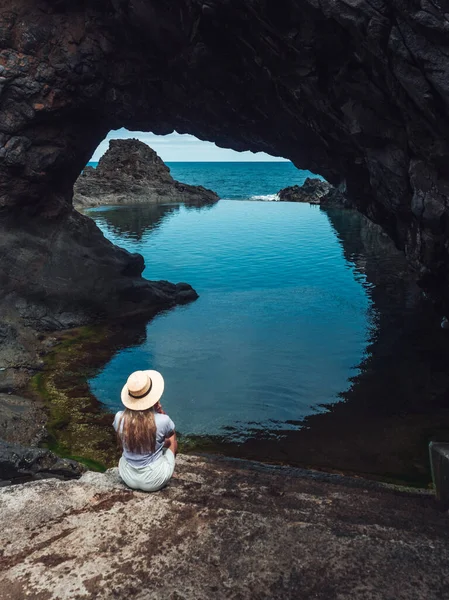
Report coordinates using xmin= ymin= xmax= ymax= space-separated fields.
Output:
xmin=121 ymin=370 xmax=164 ymax=410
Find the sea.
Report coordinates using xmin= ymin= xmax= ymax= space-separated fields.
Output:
xmin=87 ymin=160 xmax=319 ymax=201
xmin=83 ymin=161 xmax=449 ymax=485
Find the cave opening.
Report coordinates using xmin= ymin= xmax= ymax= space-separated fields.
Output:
xmin=4 ymin=4 xmax=449 ymax=588
xmin=2 ymin=0 xmax=449 ymax=488
xmin=53 ymin=127 xmax=447 ymax=486
xmin=3 ymin=0 xmax=449 ymax=326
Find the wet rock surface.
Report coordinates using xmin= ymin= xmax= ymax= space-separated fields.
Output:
xmin=74 ymin=139 xmax=219 ymax=208
xmin=0 ymin=440 xmax=85 ymax=486
xmin=278 ymin=178 xmax=350 ymax=206
xmin=0 ymin=454 xmax=447 ymax=599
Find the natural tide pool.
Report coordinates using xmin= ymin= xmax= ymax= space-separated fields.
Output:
xmin=71 ymin=199 xmax=449 ymax=486
xmin=90 ymin=200 xmax=370 ymax=434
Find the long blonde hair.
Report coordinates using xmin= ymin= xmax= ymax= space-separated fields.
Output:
xmin=118 ymin=408 xmax=157 ymax=454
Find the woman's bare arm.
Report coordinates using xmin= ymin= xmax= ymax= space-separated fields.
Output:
xmin=164 ymin=431 xmax=178 ymax=455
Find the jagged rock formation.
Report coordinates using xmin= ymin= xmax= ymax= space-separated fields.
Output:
xmin=1 ymin=456 xmax=448 ymax=599
xmin=0 ymin=206 xmax=198 ymax=363
xmin=2 ymin=0 xmax=449 ymax=336
xmin=278 ymin=178 xmax=350 ymax=206
xmin=74 ymin=139 xmax=219 ymax=208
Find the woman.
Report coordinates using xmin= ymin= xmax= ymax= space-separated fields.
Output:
xmin=113 ymin=369 xmax=177 ymax=492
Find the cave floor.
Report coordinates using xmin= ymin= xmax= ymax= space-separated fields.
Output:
xmin=0 ymin=454 xmax=448 ymax=600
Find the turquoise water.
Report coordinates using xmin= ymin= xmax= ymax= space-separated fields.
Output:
xmin=89 ymin=200 xmax=371 ymax=436
xmin=84 ymin=162 xmax=449 ymax=483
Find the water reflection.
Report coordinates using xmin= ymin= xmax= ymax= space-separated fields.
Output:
xmin=89 ymin=201 xmax=370 ymax=438
xmin=87 ymin=204 xmax=181 ymax=241
xmin=215 ymin=209 xmax=449 ymax=485
xmin=313 ymin=208 xmax=449 ymax=483
xmin=87 ymin=202 xmax=215 ymax=242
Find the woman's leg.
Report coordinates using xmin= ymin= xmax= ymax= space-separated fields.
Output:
xmin=138 ymin=450 xmax=175 ymax=492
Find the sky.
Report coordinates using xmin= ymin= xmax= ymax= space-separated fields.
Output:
xmin=91 ymin=129 xmax=289 ymax=162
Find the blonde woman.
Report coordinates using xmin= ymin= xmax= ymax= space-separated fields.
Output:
xmin=113 ymin=370 xmax=177 ymax=492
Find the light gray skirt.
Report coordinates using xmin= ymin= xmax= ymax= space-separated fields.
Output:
xmin=118 ymin=448 xmax=176 ymax=492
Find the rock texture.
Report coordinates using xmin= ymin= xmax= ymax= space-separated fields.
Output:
xmin=0 ymin=440 xmax=85 ymax=485
xmin=74 ymin=139 xmax=219 ymax=207
xmin=0 ymin=200 xmax=197 ymax=373
xmin=0 ymin=205 xmax=198 ymax=381
xmin=1 ymin=1 xmax=449 ymax=321
xmin=279 ymin=178 xmax=350 ymax=206
xmin=0 ymin=393 xmax=45 ymax=446
xmin=0 ymin=455 xmax=448 ymax=599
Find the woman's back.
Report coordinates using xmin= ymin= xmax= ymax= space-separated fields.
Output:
xmin=114 ymin=410 xmax=175 ymax=468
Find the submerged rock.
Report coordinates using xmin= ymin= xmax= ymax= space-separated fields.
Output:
xmin=0 ymin=440 xmax=85 ymax=484
xmin=74 ymin=139 xmax=219 ymax=208
xmin=278 ymin=178 xmax=350 ymax=207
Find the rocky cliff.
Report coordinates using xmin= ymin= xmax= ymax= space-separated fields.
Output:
xmin=1 ymin=0 xmax=449 ymax=338
xmin=74 ymin=139 xmax=219 ymax=207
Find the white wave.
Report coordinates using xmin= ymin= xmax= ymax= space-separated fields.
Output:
xmin=248 ymin=194 xmax=280 ymax=202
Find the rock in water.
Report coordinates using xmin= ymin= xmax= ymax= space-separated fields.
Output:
xmin=278 ymin=178 xmax=350 ymax=207
xmin=74 ymin=139 xmax=219 ymax=208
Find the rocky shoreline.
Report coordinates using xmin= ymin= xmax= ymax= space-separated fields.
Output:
xmin=0 ymin=142 xmax=211 ymax=413
xmin=74 ymin=139 xmax=219 ymax=208
xmin=0 ymin=317 xmax=188 ymax=483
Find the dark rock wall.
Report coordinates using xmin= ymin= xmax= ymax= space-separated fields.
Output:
xmin=1 ymin=1 xmax=449 ymax=312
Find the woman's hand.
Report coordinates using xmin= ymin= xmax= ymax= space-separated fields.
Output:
xmin=154 ymin=401 xmax=165 ymax=414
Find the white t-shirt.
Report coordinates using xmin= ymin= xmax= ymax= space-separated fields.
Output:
xmin=113 ymin=410 xmax=175 ymax=468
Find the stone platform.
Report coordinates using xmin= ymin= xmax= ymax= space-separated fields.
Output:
xmin=0 ymin=455 xmax=448 ymax=599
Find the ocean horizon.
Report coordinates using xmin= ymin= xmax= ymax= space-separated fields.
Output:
xmin=87 ymin=160 xmax=323 ymax=201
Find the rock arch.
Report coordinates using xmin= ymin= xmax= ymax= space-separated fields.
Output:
xmin=1 ymin=0 xmax=449 ymax=335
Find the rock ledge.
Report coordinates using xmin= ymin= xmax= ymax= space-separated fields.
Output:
xmin=1 ymin=454 xmax=447 ymax=599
